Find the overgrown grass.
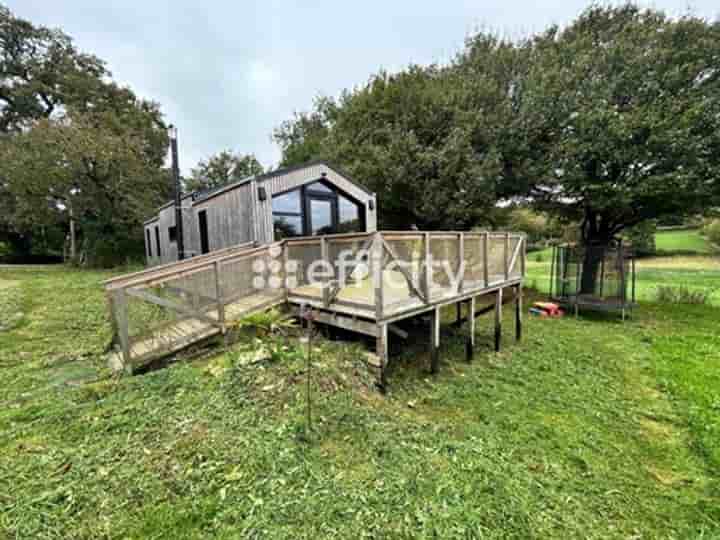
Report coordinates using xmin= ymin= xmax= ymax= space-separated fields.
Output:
xmin=1 ymin=266 xmax=719 ymax=538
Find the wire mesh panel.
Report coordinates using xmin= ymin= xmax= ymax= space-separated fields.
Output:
xmin=463 ymin=233 xmax=486 ymax=287
xmin=286 ymin=240 xmax=323 ymax=297
xmin=486 ymin=234 xmax=506 ymax=283
xmin=429 ymin=235 xmax=461 ymax=297
xmin=125 ymin=264 xmax=220 ymax=362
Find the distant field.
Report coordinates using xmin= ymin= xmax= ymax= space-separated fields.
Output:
xmin=655 ymin=228 xmax=712 ymax=254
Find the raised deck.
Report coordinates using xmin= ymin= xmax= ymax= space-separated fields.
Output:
xmin=104 ymin=231 xmax=526 ymax=383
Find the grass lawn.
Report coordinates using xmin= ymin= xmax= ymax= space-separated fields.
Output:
xmin=1 ymin=265 xmax=720 ymax=538
xmin=655 ymin=228 xmax=713 ymax=255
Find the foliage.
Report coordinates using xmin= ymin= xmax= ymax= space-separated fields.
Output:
xmin=0 ymin=107 xmax=169 ymax=266
xmin=275 ymin=6 xmax=720 ymax=242
xmin=185 ymin=150 xmax=264 ymax=193
xmin=625 ymin=220 xmax=656 ymax=256
xmin=656 ymin=284 xmax=714 ymax=305
xmin=0 ymin=4 xmax=169 ymax=265
xmin=2 ymin=266 xmax=720 ymax=537
xmin=519 ymin=5 xmax=720 ymax=247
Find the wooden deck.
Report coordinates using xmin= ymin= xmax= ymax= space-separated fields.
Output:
xmin=105 ymin=231 xmax=527 ymax=380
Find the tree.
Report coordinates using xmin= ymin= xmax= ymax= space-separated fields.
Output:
xmin=0 ymin=5 xmax=108 ymax=132
xmin=273 ymin=96 xmax=336 ymax=168
xmin=0 ymin=106 xmax=169 ymax=266
xmin=0 ymin=4 xmax=170 ymax=264
xmin=516 ymin=5 xmax=720 ymax=291
xmin=185 ymin=150 xmax=264 ymax=193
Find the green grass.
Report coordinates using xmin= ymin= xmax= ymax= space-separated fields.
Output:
xmin=1 ymin=265 xmax=720 ymax=538
xmin=655 ymin=228 xmax=713 ymax=254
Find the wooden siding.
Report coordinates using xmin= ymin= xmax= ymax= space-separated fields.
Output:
xmin=192 ymin=182 xmax=254 ymax=253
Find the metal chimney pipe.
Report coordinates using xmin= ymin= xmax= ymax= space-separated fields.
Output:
xmin=169 ymin=125 xmax=185 ymax=260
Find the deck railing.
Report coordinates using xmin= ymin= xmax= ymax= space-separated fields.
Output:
xmin=105 ymin=231 xmax=525 ymax=372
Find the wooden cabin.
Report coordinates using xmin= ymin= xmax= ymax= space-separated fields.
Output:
xmin=143 ymin=160 xmax=378 ymax=265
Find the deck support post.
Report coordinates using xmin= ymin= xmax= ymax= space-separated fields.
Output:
xmin=495 ymin=288 xmax=503 ymax=353
xmin=515 ymin=283 xmax=522 ymax=342
xmin=430 ymin=306 xmax=441 ymax=374
xmin=376 ymin=323 xmax=388 ymax=392
xmin=467 ymin=296 xmax=476 ymax=362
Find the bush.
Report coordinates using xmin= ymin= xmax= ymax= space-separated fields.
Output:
xmin=625 ymin=220 xmax=657 ymax=256
xmin=703 ymin=219 xmax=720 ymax=246
xmin=656 ymin=285 xmax=713 ymax=305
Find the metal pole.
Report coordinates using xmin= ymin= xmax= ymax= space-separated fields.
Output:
xmin=170 ymin=125 xmax=185 ymax=261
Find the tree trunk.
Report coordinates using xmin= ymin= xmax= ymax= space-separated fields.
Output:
xmin=579 ymin=245 xmax=603 ymax=295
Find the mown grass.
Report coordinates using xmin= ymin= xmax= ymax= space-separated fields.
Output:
xmin=1 ymin=265 xmax=719 ymax=538
xmin=655 ymin=228 xmax=713 ymax=254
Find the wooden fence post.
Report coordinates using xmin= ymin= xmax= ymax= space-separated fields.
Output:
xmin=458 ymin=232 xmax=464 ymax=293
xmin=373 ymin=232 xmax=384 ymax=320
xmin=321 ymin=237 xmax=330 ymax=307
xmin=423 ymin=232 xmax=432 ymax=301
xmin=430 ymin=306 xmax=440 ymax=374
xmin=504 ymin=232 xmax=510 ymax=281
xmin=213 ymin=260 xmax=225 ymax=333
xmin=467 ymin=296 xmax=476 ymax=362
xmin=483 ymin=232 xmax=489 ymax=288
xmin=113 ymin=288 xmax=132 ymax=373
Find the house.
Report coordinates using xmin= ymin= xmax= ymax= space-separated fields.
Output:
xmin=143 ymin=160 xmax=378 ymax=265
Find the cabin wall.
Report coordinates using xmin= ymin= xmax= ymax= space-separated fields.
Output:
xmin=192 ymin=182 xmax=254 ymax=252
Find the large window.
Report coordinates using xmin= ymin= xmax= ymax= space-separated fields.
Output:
xmin=272 ymin=189 xmax=303 ymax=240
xmin=271 ymin=180 xmax=365 ymax=240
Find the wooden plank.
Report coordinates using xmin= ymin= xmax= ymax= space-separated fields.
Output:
xmin=125 ymin=287 xmax=221 ymax=328
xmin=469 ymin=296 xmax=476 ymax=362
xmin=378 ymin=323 xmax=388 ymax=391
xmin=104 ymin=241 xmax=255 ymax=289
xmin=291 ymin=307 xmax=379 ymax=337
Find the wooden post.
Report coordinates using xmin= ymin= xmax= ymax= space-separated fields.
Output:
xmin=321 ymin=237 xmax=330 ymax=307
xmin=467 ymin=296 xmax=476 ymax=362
xmin=430 ymin=306 xmax=440 ymax=374
xmin=458 ymin=232 xmax=464 ymax=292
xmin=213 ymin=260 xmax=225 ymax=333
xmin=521 ymin=235 xmax=526 ymax=277
xmin=377 ymin=323 xmax=388 ymax=392
xmin=113 ymin=288 xmax=132 ymax=373
xmin=373 ymin=233 xmax=384 ymax=320
xmin=515 ymin=283 xmax=522 ymax=342
xmin=282 ymin=241 xmax=289 ymax=301
xmin=106 ymin=292 xmax=120 ymax=348
xmin=483 ymin=232 xmax=489 ymax=288
xmin=504 ymin=232 xmax=510 ymax=281
xmin=494 ymin=288 xmax=502 ymax=353
xmin=423 ymin=232 xmax=432 ymax=301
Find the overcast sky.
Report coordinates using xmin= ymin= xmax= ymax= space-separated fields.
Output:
xmin=7 ymin=1 xmax=718 ymax=174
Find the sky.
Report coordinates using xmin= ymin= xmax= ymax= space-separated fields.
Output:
xmin=7 ymin=1 xmax=719 ymax=174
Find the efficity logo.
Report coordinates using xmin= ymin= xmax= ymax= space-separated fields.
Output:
xmin=250 ymin=245 xmax=467 ymax=292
